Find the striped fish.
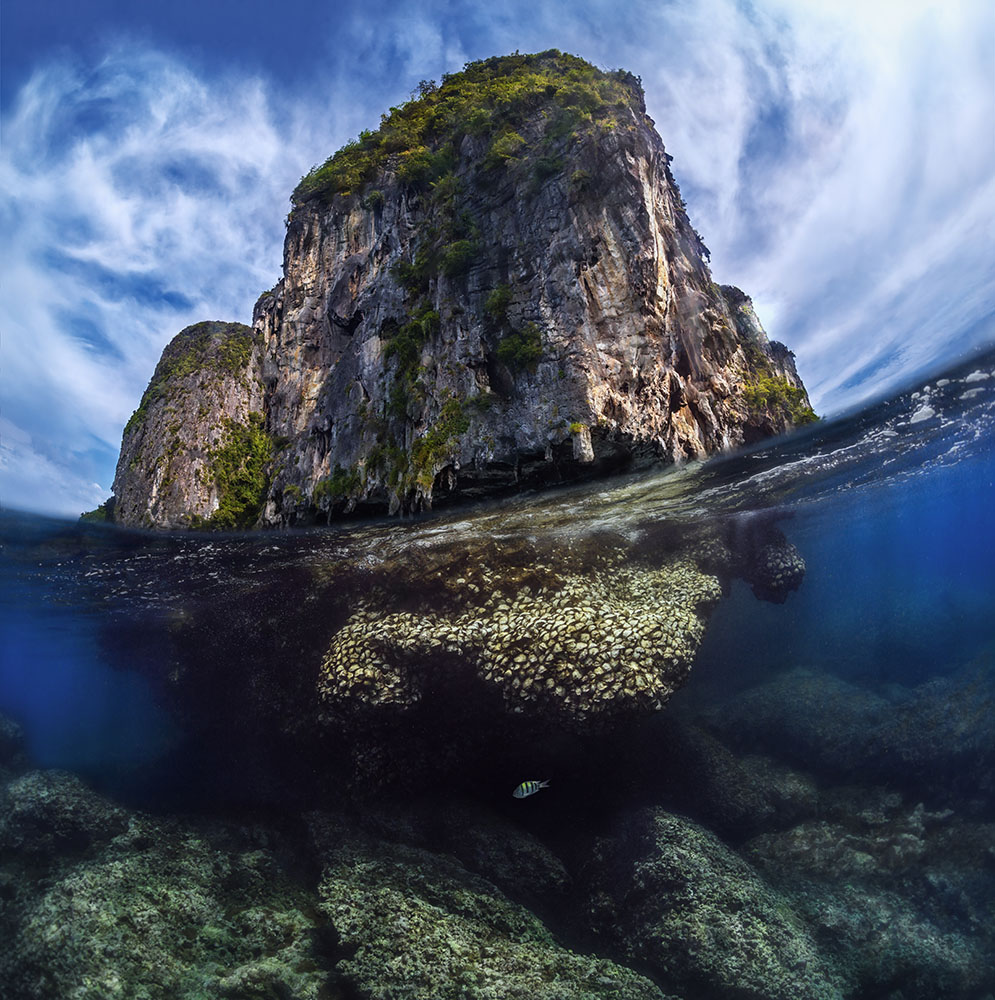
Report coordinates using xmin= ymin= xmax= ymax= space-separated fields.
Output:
xmin=512 ymin=779 xmax=550 ymax=799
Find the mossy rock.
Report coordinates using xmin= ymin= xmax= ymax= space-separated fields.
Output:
xmin=124 ymin=321 xmax=257 ymax=436
xmin=1 ymin=789 xmax=331 ymax=1000
xmin=587 ymin=807 xmax=845 ymax=1000
xmin=310 ymin=812 xmax=672 ymax=1000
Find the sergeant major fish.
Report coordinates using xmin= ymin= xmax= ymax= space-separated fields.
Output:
xmin=512 ymin=779 xmax=550 ymax=799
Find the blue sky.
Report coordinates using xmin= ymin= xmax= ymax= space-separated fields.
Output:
xmin=1 ymin=0 xmax=993 ymax=517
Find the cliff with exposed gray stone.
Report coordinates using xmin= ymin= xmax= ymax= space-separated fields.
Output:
xmin=108 ymin=51 xmax=813 ymax=529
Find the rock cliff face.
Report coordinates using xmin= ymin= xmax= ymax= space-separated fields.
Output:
xmin=112 ymin=322 xmax=265 ymax=529
xmin=111 ymin=50 xmax=813 ymax=529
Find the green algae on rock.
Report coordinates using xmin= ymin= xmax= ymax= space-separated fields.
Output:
xmin=0 ymin=770 xmax=129 ymax=859
xmin=309 ymin=811 xmax=674 ymax=1000
xmin=700 ymin=662 xmax=995 ymax=807
xmin=586 ymin=807 xmax=845 ymax=1000
xmin=0 ymin=751 xmax=672 ymax=1000
xmin=744 ymin=795 xmax=995 ymax=999
xmin=0 ymin=769 xmax=335 ymax=1000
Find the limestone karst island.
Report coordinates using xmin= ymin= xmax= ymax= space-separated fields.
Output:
xmin=9 ymin=42 xmax=995 ymax=1000
xmin=96 ymin=50 xmax=814 ymax=530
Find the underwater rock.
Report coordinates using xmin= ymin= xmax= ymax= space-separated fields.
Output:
xmin=0 ymin=770 xmax=129 ymax=860
xmin=640 ymin=716 xmax=819 ymax=840
xmin=743 ymin=534 xmax=806 ymax=603
xmin=743 ymin=792 xmax=995 ymax=999
xmin=701 ymin=664 xmax=995 ymax=811
xmin=0 ymin=778 xmax=333 ymax=1000
xmin=0 ymin=713 xmax=27 ymax=778
xmin=0 ymin=713 xmax=24 ymax=761
xmin=700 ymin=667 xmax=888 ymax=771
xmin=308 ymin=811 xmax=674 ymax=1000
xmin=61 ymin=504 xmax=805 ymax=799
xmin=355 ymin=800 xmax=572 ymax=913
xmin=585 ymin=807 xmax=844 ymax=1000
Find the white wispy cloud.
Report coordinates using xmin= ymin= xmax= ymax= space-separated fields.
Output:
xmin=2 ymin=1 xmax=992 ymax=516
xmin=628 ymin=0 xmax=995 ymax=410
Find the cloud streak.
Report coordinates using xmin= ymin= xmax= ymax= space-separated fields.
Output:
xmin=2 ymin=1 xmax=992 ymax=516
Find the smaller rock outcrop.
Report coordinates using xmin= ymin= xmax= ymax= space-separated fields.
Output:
xmin=308 ymin=811 xmax=672 ymax=1000
xmin=111 ymin=321 xmax=265 ymax=529
xmin=0 ymin=770 xmax=128 ymax=859
xmin=700 ymin=663 xmax=995 ymax=810
xmin=744 ymin=795 xmax=995 ymax=999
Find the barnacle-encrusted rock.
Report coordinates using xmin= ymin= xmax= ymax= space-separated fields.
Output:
xmin=0 ymin=770 xmax=129 ymax=859
xmin=318 ymin=555 xmax=722 ymax=726
xmin=744 ymin=795 xmax=995 ymax=999
xmin=355 ymin=801 xmax=572 ymax=910
xmin=0 ymin=774 xmax=331 ymax=1000
xmin=701 ymin=664 xmax=995 ymax=808
xmin=746 ymin=536 xmax=806 ymax=603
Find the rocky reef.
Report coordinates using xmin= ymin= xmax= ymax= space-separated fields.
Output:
xmin=60 ymin=501 xmax=805 ymax=794
xmin=319 ymin=553 xmax=722 ymax=728
xmin=3 ymin=646 xmax=993 ymax=1000
xmin=106 ymin=50 xmax=814 ymax=530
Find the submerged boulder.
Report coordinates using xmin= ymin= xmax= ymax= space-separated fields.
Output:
xmin=631 ymin=716 xmax=820 ymax=840
xmin=308 ymin=811 xmax=673 ymax=1000
xmin=0 ymin=770 xmax=129 ymax=860
xmin=0 ymin=713 xmax=27 ymax=780
xmin=744 ymin=793 xmax=995 ymax=999
xmin=0 ymin=774 xmax=331 ymax=1000
xmin=352 ymin=800 xmax=572 ymax=914
xmin=701 ymin=663 xmax=995 ymax=811
xmin=319 ymin=554 xmax=722 ymax=728
xmin=585 ymin=807 xmax=844 ymax=1000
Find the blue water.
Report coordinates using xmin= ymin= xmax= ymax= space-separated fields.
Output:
xmin=695 ymin=450 xmax=995 ymax=698
xmin=2 ymin=347 xmax=994 ymax=805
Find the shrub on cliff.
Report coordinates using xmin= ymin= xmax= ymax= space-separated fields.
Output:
xmin=199 ymin=413 xmax=273 ymax=530
xmin=497 ymin=322 xmax=544 ymax=372
xmin=743 ymin=375 xmax=818 ymax=426
xmin=292 ymin=50 xmax=641 ymax=205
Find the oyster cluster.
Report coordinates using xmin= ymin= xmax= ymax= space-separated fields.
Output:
xmin=318 ymin=555 xmax=722 ymax=726
xmin=746 ymin=538 xmax=806 ymax=604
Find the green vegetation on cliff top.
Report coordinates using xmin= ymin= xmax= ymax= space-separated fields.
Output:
xmin=124 ymin=322 xmax=256 ymax=436
xmin=292 ymin=50 xmax=641 ymax=205
xmin=80 ymin=498 xmax=115 ymax=523
xmin=742 ymin=374 xmax=818 ymax=426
